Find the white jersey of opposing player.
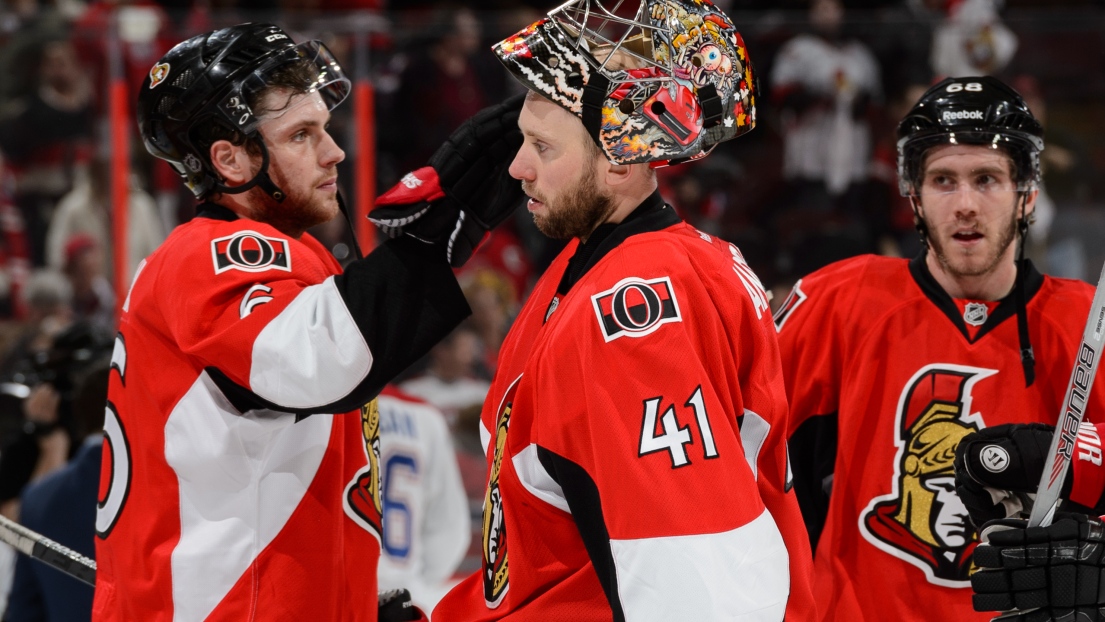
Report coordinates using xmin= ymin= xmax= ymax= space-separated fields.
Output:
xmin=377 ymin=389 xmax=471 ymax=614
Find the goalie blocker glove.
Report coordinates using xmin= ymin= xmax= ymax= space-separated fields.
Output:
xmin=370 ymin=94 xmax=525 ymax=268
xmin=954 ymin=422 xmax=1105 ymax=528
xmin=972 ymin=514 xmax=1105 ymax=622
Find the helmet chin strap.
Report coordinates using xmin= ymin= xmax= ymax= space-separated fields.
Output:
xmin=1014 ymin=191 xmax=1035 ymax=387
xmin=211 ymin=138 xmax=288 ymax=203
xmin=908 ymin=194 xmax=929 ymax=249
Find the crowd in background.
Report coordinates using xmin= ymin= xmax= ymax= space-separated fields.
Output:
xmin=0 ymin=0 xmax=1103 ymax=615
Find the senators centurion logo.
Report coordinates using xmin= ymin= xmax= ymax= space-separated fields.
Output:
xmin=343 ymin=399 xmax=383 ymax=540
xmin=859 ymin=364 xmax=997 ymax=587
xmin=211 ymin=231 xmax=291 ymax=274
xmin=483 ymin=376 xmax=520 ymax=609
xmin=591 ymin=276 xmax=682 ymax=342
xmin=148 ymin=62 xmax=169 ymax=88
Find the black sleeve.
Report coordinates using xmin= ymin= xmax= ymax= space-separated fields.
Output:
xmin=788 ymin=412 xmax=838 ymax=551
xmin=209 ymin=236 xmax=470 ymax=416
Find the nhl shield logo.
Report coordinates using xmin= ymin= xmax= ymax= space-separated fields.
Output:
xmin=149 ymin=62 xmax=170 ymax=89
xmin=963 ymin=302 xmax=988 ymax=327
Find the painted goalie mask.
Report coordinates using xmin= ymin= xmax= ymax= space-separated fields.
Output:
xmin=493 ymin=0 xmax=757 ymax=167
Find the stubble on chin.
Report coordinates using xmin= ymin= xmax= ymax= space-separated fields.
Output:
xmin=927 ymin=214 xmax=1019 ymax=279
xmin=246 ymin=186 xmax=337 ymax=239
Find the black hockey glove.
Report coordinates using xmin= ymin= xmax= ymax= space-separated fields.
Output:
xmin=370 ymin=94 xmax=525 ymax=268
xmin=971 ymin=514 xmax=1105 ymax=622
xmin=954 ymin=423 xmax=1105 ymax=529
xmin=378 ymin=588 xmax=426 ymax=622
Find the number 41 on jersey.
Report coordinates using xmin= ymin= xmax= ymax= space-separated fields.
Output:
xmin=639 ymin=386 xmax=718 ymax=469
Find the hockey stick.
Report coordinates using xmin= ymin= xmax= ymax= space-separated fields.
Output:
xmin=1027 ymin=260 xmax=1105 ymax=528
xmin=0 ymin=513 xmax=96 ymax=586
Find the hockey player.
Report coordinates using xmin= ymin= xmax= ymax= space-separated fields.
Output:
xmin=94 ymin=23 xmax=522 ymax=621
xmin=956 ymin=421 xmax=1105 ymax=621
xmin=774 ymin=75 xmax=1105 ymax=621
xmin=376 ymin=386 xmax=471 ymax=613
xmin=368 ymin=0 xmax=817 ymax=619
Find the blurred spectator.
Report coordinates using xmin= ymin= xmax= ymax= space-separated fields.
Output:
xmin=868 ymin=81 xmax=932 ymax=259
xmin=382 ymin=7 xmax=503 ymax=176
xmin=1009 ymin=74 xmax=1095 ymax=280
xmin=0 ymin=270 xmax=74 ymax=380
xmin=399 ymin=322 xmax=489 ymax=423
xmin=459 ymin=268 xmax=517 ymax=379
xmin=71 ymin=0 xmax=173 ymax=110
xmin=376 ymin=386 xmax=470 ymax=614
xmin=459 ymin=227 xmax=533 ymax=309
xmin=930 ymin=0 xmax=1017 ymax=77
xmin=0 ymin=37 xmax=95 ymax=266
xmin=0 ymin=152 xmax=31 ymax=320
xmin=0 ymin=320 xmax=111 ymax=521
xmin=61 ymin=233 xmax=116 ymax=333
xmin=0 ymin=0 xmax=72 ymax=108
xmin=46 ymin=155 xmax=166 ymax=284
xmin=771 ymin=0 xmax=882 ymax=200
xmin=6 ymin=358 xmax=110 ymax=622
xmin=769 ymin=0 xmax=883 ymax=279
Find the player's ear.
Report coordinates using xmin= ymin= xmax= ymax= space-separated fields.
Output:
xmin=602 ymin=160 xmax=633 ymax=188
xmin=209 ymin=140 xmax=251 ymax=186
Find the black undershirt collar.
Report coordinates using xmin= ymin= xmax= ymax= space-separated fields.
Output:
xmin=908 ymin=252 xmax=1044 ymax=343
xmin=544 ymin=191 xmax=679 ymax=324
xmin=195 ymin=202 xmax=239 ymax=222
xmin=555 ymin=190 xmax=679 ymax=297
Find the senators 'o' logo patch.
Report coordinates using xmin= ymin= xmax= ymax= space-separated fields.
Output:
xmin=211 ymin=231 xmax=291 ymax=274
xmin=592 ymin=276 xmax=681 ymax=342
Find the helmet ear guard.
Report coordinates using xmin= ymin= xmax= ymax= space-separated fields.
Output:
xmin=493 ymin=0 xmax=757 ymax=167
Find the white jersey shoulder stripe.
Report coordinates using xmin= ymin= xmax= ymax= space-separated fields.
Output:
xmin=610 ymin=509 xmax=789 ymax=621
xmin=250 ymin=276 xmax=372 ymax=409
xmin=512 ymin=444 xmax=569 ymax=514
xmin=165 ymin=371 xmax=332 ymax=621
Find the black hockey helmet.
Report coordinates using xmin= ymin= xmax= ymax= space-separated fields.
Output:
xmin=137 ymin=23 xmax=350 ymax=199
xmin=896 ymin=76 xmax=1043 ymax=197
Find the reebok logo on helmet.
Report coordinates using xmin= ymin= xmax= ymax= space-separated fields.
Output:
xmin=941 ymin=109 xmax=985 ymax=123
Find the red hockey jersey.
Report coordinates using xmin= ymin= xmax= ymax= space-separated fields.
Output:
xmin=775 ymin=254 xmax=1105 ymax=621
xmin=93 ymin=204 xmax=467 ymax=621
xmin=434 ymin=196 xmax=816 ymax=621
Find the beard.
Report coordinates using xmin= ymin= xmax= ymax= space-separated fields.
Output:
xmin=524 ymin=165 xmax=615 ymax=241
xmin=925 ymin=207 xmax=1020 ymax=279
xmin=245 ymin=165 xmax=338 ymax=238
